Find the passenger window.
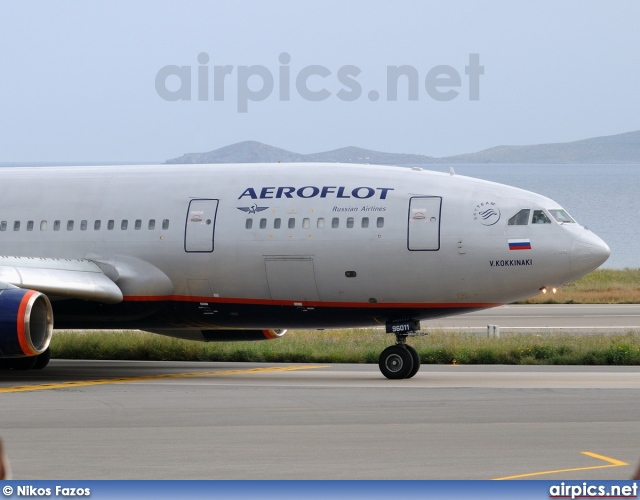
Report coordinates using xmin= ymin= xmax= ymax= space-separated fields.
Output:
xmin=508 ymin=209 xmax=530 ymax=226
xmin=27 ymin=221 xmax=34 ymax=231
xmin=148 ymin=219 xmax=155 ymax=230
xmin=94 ymin=220 xmax=101 ymax=230
xmin=107 ymin=220 xmax=114 ymax=230
xmin=54 ymin=220 xmax=61 ymax=231
xmin=346 ymin=217 xmax=354 ymax=228
xmin=162 ymin=219 xmax=169 ymax=230
xmin=377 ymin=217 xmax=384 ymax=228
xmin=317 ymin=218 xmax=324 ymax=229
xmin=121 ymin=220 xmax=128 ymax=230
xmin=362 ymin=217 xmax=369 ymax=228
xmin=245 ymin=219 xmax=253 ymax=229
xmin=332 ymin=218 xmax=339 ymax=228
xmin=40 ymin=221 xmax=47 ymax=231
xmin=135 ymin=219 xmax=142 ymax=230
xmin=80 ymin=220 xmax=87 ymax=231
xmin=302 ymin=218 xmax=310 ymax=229
xmin=259 ymin=218 xmax=267 ymax=229
xmin=13 ymin=221 xmax=20 ymax=231
xmin=274 ymin=218 xmax=281 ymax=229
xmin=67 ymin=220 xmax=74 ymax=231
xmin=532 ymin=210 xmax=552 ymax=224
xmin=0 ymin=221 xmax=6 ymax=231
xmin=548 ymin=209 xmax=575 ymax=224
xmin=288 ymin=218 xmax=295 ymax=229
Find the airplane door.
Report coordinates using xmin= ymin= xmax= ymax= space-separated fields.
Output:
xmin=185 ymin=199 xmax=219 ymax=252
xmin=408 ymin=196 xmax=442 ymax=251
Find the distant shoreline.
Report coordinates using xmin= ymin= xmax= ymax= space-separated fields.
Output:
xmin=3 ymin=161 xmax=640 ymax=168
xmin=166 ymin=131 xmax=640 ymax=165
xmin=5 ymin=130 xmax=640 ymax=165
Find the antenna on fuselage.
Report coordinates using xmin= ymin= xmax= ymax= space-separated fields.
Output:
xmin=449 ymin=166 xmax=456 ymax=176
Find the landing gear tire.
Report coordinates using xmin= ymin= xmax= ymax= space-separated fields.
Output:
xmin=379 ymin=345 xmax=414 ymax=380
xmin=33 ymin=348 xmax=51 ymax=370
xmin=405 ymin=345 xmax=421 ymax=379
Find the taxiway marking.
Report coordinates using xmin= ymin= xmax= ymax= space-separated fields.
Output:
xmin=493 ymin=451 xmax=629 ymax=480
xmin=0 ymin=365 xmax=329 ymax=393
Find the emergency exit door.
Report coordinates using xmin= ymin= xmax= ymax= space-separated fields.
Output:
xmin=407 ymin=196 xmax=441 ymax=251
xmin=184 ymin=199 xmax=219 ymax=252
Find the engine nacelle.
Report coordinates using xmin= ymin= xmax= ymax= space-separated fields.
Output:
xmin=147 ymin=328 xmax=287 ymax=342
xmin=201 ymin=329 xmax=287 ymax=342
xmin=0 ymin=288 xmax=53 ymax=358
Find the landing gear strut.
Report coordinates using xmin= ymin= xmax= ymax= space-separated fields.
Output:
xmin=379 ymin=319 xmax=422 ymax=379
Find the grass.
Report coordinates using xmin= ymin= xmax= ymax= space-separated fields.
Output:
xmin=50 ymin=328 xmax=640 ymax=365
xmin=518 ymin=268 xmax=640 ymax=304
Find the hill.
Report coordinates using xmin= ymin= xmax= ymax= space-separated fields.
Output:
xmin=165 ymin=130 xmax=640 ymax=165
xmin=166 ymin=141 xmax=436 ymax=165
xmin=444 ymin=130 xmax=640 ymax=164
xmin=165 ymin=141 xmax=304 ymax=164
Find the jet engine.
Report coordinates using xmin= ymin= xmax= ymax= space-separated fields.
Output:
xmin=201 ymin=329 xmax=287 ymax=342
xmin=0 ymin=287 xmax=53 ymax=359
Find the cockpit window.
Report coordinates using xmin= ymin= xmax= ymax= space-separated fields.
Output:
xmin=508 ymin=209 xmax=530 ymax=226
xmin=532 ymin=210 xmax=552 ymax=224
xmin=548 ymin=209 xmax=575 ymax=224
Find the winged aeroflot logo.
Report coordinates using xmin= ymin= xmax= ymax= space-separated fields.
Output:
xmin=237 ymin=204 xmax=269 ymax=215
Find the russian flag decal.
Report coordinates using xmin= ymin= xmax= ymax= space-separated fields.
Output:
xmin=508 ymin=238 xmax=531 ymax=250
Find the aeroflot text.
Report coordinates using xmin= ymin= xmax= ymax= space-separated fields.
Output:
xmin=238 ymin=186 xmax=394 ymax=200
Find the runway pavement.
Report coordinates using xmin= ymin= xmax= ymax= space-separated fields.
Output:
xmin=1 ymin=360 xmax=639 ymax=480
xmin=423 ymin=304 xmax=640 ymax=333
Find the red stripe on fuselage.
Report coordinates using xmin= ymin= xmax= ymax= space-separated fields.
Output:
xmin=121 ymin=295 xmax=500 ymax=309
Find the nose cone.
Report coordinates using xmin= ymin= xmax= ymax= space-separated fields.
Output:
xmin=570 ymin=231 xmax=610 ymax=280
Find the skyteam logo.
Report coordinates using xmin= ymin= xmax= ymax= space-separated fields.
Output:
xmin=473 ymin=201 xmax=501 ymax=226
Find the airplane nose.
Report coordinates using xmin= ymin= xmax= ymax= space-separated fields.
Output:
xmin=569 ymin=231 xmax=610 ymax=280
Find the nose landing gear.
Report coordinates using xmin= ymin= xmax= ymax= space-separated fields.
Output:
xmin=379 ymin=319 xmax=422 ymax=379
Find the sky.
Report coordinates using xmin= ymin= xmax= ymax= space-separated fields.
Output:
xmin=1 ymin=0 xmax=639 ymax=162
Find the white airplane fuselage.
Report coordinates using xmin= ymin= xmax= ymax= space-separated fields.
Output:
xmin=0 ymin=163 xmax=609 ymax=375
